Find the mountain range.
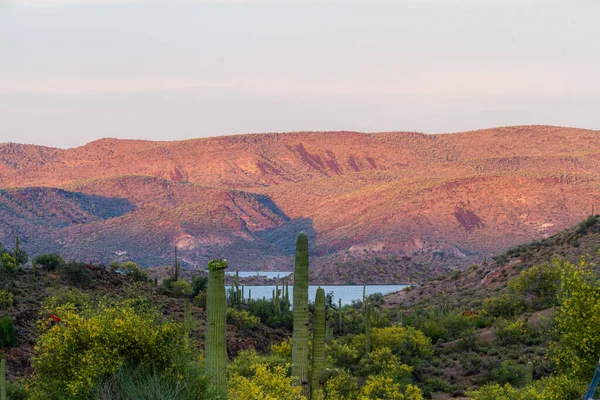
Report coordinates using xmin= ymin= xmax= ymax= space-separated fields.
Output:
xmin=1 ymin=125 xmax=598 ymax=283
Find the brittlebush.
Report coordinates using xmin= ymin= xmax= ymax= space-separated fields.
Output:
xmin=28 ymin=298 xmax=186 ymax=400
xmin=229 ymin=363 xmax=305 ymax=400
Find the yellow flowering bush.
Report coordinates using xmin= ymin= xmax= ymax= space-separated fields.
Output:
xmin=28 ymin=298 xmax=186 ymax=399
xmin=229 ymin=363 xmax=305 ymax=400
xmin=271 ymin=338 xmax=292 ymax=358
xmin=358 ymin=376 xmax=423 ymax=400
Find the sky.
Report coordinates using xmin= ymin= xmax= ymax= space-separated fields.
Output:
xmin=1 ymin=0 xmax=599 ymax=148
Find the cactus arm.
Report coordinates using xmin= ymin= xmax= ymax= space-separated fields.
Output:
xmin=525 ymin=361 xmax=533 ymax=385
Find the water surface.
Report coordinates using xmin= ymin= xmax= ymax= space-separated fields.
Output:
xmin=243 ymin=284 xmax=408 ymax=306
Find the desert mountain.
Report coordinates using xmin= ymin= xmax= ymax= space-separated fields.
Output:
xmin=1 ymin=125 xmax=598 ymax=281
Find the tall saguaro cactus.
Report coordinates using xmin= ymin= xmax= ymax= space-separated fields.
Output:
xmin=174 ymin=246 xmax=179 ymax=281
xmin=365 ymin=301 xmax=372 ymax=355
xmin=338 ymin=298 xmax=343 ymax=334
xmin=206 ymin=259 xmax=228 ymax=399
xmin=292 ymin=232 xmax=310 ymax=398
xmin=311 ymin=288 xmax=326 ymax=397
xmin=1 ymin=358 xmax=6 ymax=400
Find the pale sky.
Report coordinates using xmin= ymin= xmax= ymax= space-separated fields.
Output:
xmin=1 ymin=0 xmax=599 ymax=148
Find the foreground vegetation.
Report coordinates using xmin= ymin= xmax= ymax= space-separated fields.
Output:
xmin=1 ymin=217 xmax=600 ymax=399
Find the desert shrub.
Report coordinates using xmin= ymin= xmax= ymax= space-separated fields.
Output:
xmin=45 ymin=288 xmax=91 ymax=309
xmin=159 ymin=277 xmax=192 ymax=298
xmin=194 ymin=292 xmax=207 ymax=308
xmin=322 ymin=369 xmax=359 ymax=400
xmin=0 ymin=289 xmax=14 ymax=309
xmin=493 ymin=319 xmax=529 ymax=346
xmin=327 ymin=340 xmax=360 ymax=371
xmin=0 ymin=315 xmax=18 ymax=348
xmin=460 ymin=352 xmax=483 ymax=376
xmin=6 ymin=382 xmax=27 ymax=400
xmin=229 ymin=348 xmax=289 ymax=379
xmin=508 ymin=261 xmax=562 ymax=309
xmin=191 ymin=275 xmax=208 ymax=297
xmin=271 ymin=339 xmax=292 ymax=358
xmin=112 ymin=261 xmax=148 ymax=282
xmin=351 ymin=326 xmax=433 ymax=365
xmin=246 ymin=298 xmax=293 ymax=329
xmin=0 ymin=252 xmax=17 ymax=275
xmin=33 ymin=253 xmax=65 ymax=271
xmin=227 ymin=308 xmax=260 ymax=330
xmin=468 ymin=374 xmax=585 ymax=400
xmin=62 ymin=261 xmax=93 ymax=287
xmin=171 ymin=280 xmax=192 ymax=296
xmin=229 ymin=363 xmax=304 ymax=400
xmin=96 ymin=362 xmax=205 ymax=400
xmin=358 ymin=347 xmax=413 ymax=384
xmin=358 ymin=376 xmax=423 ymax=400
xmin=28 ymin=298 xmax=186 ymax=399
xmin=489 ymin=360 xmax=525 ymax=386
xmin=408 ymin=309 xmax=476 ymax=343
xmin=482 ymin=294 xmax=526 ymax=318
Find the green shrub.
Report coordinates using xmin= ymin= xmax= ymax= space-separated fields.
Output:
xmin=111 ymin=261 xmax=148 ymax=282
xmin=246 ymin=298 xmax=293 ymax=330
xmin=460 ymin=352 xmax=483 ymax=376
xmin=62 ymin=261 xmax=93 ymax=287
xmin=493 ymin=319 xmax=529 ymax=346
xmin=482 ymin=294 xmax=525 ymax=318
xmin=6 ymin=382 xmax=27 ymax=400
xmin=191 ymin=275 xmax=208 ymax=297
xmin=0 ymin=252 xmax=17 ymax=275
xmin=227 ymin=308 xmax=260 ymax=331
xmin=489 ymin=360 xmax=525 ymax=386
xmin=33 ymin=253 xmax=65 ymax=271
xmin=508 ymin=261 xmax=562 ymax=309
xmin=194 ymin=292 xmax=207 ymax=308
xmin=96 ymin=362 xmax=206 ymax=400
xmin=159 ymin=277 xmax=192 ymax=297
xmin=351 ymin=325 xmax=433 ymax=365
xmin=357 ymin=347 xmax=413 ymax=384
xmin=0 ymin=315 xmax=18 ymax=348
xmin=0 ymin=290 xmax=14 ymax=309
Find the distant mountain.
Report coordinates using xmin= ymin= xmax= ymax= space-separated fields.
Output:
xmin=1 ymin=125 xmax=599 ymax=282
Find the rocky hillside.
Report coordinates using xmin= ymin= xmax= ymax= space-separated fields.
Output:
xmin=1 ymin=125 xmax=599 ymax=282
xmin=384 ymin=214 xmax=600 ymax=309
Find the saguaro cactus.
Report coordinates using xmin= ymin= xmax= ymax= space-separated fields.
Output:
xmin=311 ymin=288 xmax=326 ymax=397
xmin=525 ymin=361 xmax=533 ymax=385
xmin=174 ymin=246 xmax=179 ymax=281
xmin=338 ymin=298 xmax=343 ymax=334
xmin=235 ymin=269 xmax=240 ymax=306
xmin=1 ymin=358 xmax=6 ymax=400
xmin=183 ymin=300 xmax=192 ymax=342
xmin=206 ymin=259 xmax=228 ymax=399
xmin=365 ymin=302 xmax=372 ymax=354
xmin=292 ymin=232 xmax=310 ymax=398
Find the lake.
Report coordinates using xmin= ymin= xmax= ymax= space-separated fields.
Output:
xmin=225 ymin=271 xmax=292 ymax=279
xmin=242 ymin=284 xmax=408 ymax=306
